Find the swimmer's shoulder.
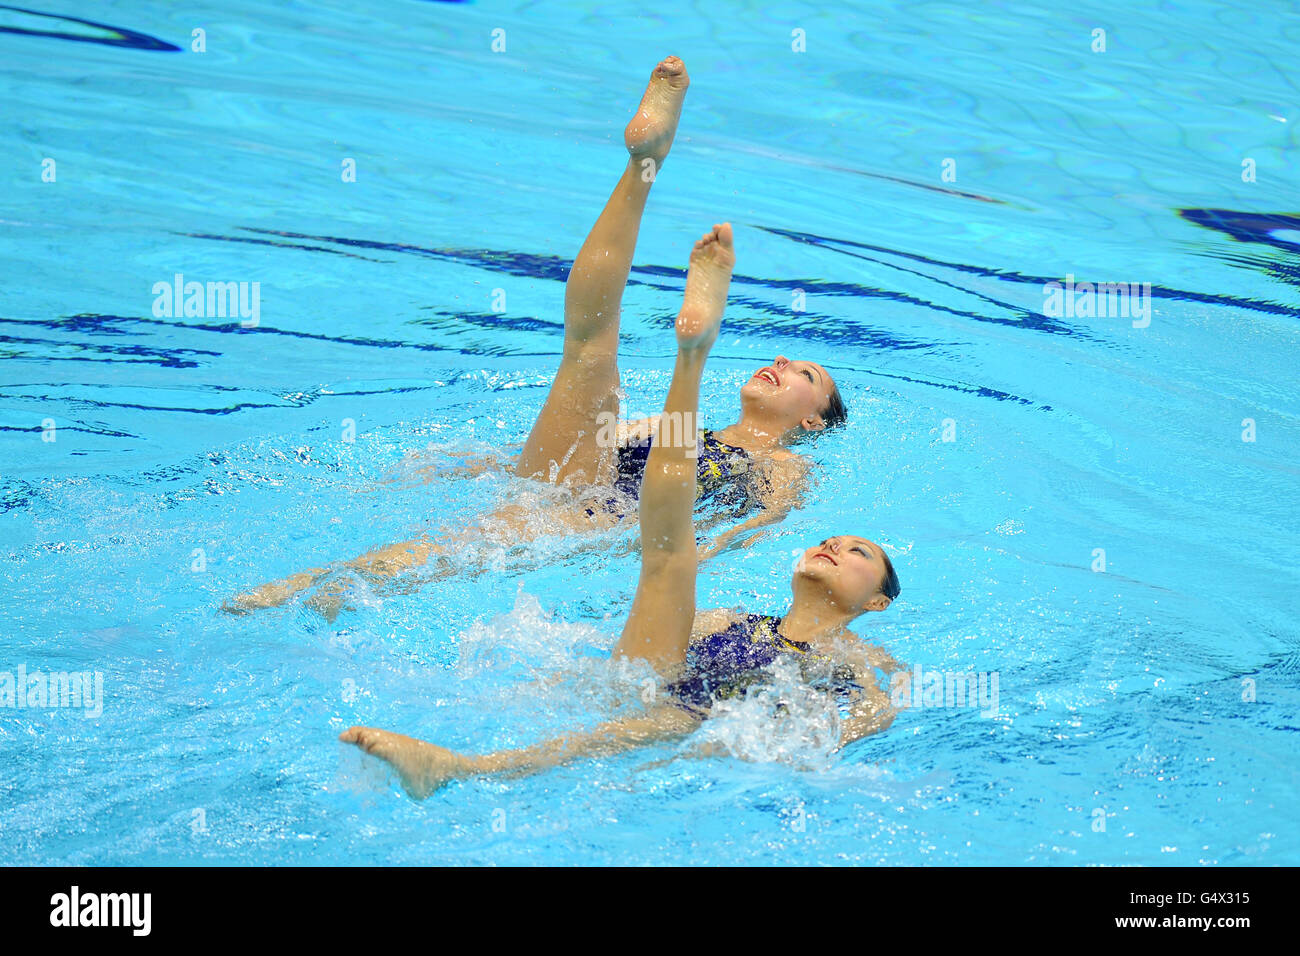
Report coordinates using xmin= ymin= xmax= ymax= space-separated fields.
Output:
xmin=747 ymin=448 xmax=811 ymax=498
xmin=829 ymin=632 xmax=906 ymax=683
xmin=761 ymin=448 xmax=811 ymax=475
xmin=691 ymin=607 xmax=747 ymax=640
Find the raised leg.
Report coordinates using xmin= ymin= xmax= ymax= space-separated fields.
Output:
xmin=515 ymin=56 xmax=690 ymax=487
xmin=225 ymin=59 xmax=691 ymax=617
xmin=614 ymin=223 xmax=734 ymax=672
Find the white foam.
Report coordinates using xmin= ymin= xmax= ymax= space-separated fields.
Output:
xmin=688 ymin=657 xmax=843 ymax=770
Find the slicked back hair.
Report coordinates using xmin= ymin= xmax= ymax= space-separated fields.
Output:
xmin=880 ymin=548 xmax=901 ymax=601
xmin=821 ymin=381 xmax=847 ymax=431
xmin=789 ymin=380 xmax=848 ymax=445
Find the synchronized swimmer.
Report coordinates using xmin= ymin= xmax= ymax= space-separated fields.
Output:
xmin=231 ymin=55 xmax=903 ymax=795
xmin=227 ymin=55 xmax=848 ymax=617
xmin=343 ymin=219 xmax=901 ymax=797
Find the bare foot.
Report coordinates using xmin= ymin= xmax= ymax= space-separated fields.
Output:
xmin=676 ymin=223 xmax=735 ymax=352
xmin=305 ymin=580 xmax=349 ymax=621
xmin=625 ymin=55 xmax=690 ymax=166
xmin=340 ymin=726 xmax=475 ymax=799
xmin=222 ymin=569 xmax=326 ymax=614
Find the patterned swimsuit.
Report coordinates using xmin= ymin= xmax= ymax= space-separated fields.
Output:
xmin=609 ymin=429 xmax=756 ymax=515
xmin=665 ymin=614 xmax=864 ymax=718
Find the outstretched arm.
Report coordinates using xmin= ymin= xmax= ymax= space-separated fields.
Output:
xmin=836 ymin=683 xmax=897 ymax=749
xmin=835 ymin=643 xmax=907 ymax=749
xmin=698 ymin=454 xmax=809 ymax=561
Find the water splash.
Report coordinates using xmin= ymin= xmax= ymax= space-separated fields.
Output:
xmin=688 ymin=658 xmax=843 ymax=770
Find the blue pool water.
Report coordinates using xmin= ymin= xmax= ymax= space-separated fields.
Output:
xmin=2 ymin=0 xmax=1297 ymax=865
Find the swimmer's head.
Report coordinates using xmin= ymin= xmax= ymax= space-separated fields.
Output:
xmin=739 ymin=356 xmax=846 ymax=441
xmin=791 ymin=535 xmax=899 ymax=615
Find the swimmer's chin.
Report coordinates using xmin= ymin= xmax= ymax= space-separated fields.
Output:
xmin=792 ymin=557 xmax=832 ymax=579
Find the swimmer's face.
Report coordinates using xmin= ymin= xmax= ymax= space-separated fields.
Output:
xmin=740 ymin=355 xmax=835 ymax=434
xmin=792 ymin=535 xmax=893 ymax=613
